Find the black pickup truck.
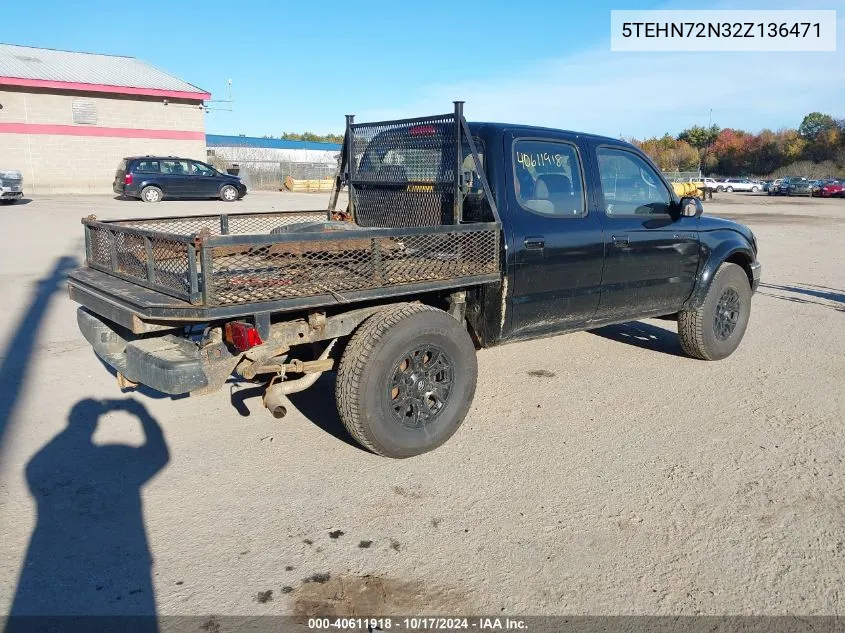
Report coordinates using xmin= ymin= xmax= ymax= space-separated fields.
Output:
xmin=68 ymin=103 xmax=761 ymax=458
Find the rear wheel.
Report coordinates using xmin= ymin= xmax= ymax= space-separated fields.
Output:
xmin=141 ymin=186 xmax=163 ymax=203
xmin=335 ymin=304 xmax=477 ymax=458
xmin=678 ymin=263 xmax=751 ymax=360
xmin=751 ymin=186 xmax=759 ymax=192
xmin=726 ymin=186 xmax=734 ymax=192
xmin=220 ymin=185 xmax=239 ymax=202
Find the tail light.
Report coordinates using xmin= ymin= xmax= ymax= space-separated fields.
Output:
xmin=224 ymin=321 xmax=262 ymax=351
xmin=124 ymin=173 xmax=133 ymax=185
xmin=409 ymin=124 xmax=437 ymax=137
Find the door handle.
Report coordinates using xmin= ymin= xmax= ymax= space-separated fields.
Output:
xmin=611 ymin=234 xmax=629 ymax=247
xmin=524 ymin=237 xmax=545 ymax=250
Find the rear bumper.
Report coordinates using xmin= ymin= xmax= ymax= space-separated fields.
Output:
xmin=77 ymin=307 xmax=212 ymax=394
xmin=750 ymin=261 xmax=762 ymax=292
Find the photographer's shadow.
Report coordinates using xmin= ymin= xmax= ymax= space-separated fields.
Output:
xmin=7 ymin=398 xmax=169 ymax=631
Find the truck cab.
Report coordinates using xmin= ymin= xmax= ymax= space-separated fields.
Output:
xmin=465 ymin=123 xmax=760 ymax=345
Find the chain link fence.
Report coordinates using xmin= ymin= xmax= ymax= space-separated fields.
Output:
xmin=227 ymin=160 xmax=337 ymax=191
xmin=662 ymin=171 xmax=702 ymax=182
xmin=207 ymin=147 xmax=340 ymax=191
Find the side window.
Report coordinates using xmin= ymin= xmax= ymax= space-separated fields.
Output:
xmin=161 ymin=160 xmax=190 ymax=175
xmin=513 ymin=140 xmax=585 ymax=217
xmin=135 ymin=160 xmax=160 ymax=173
xmin=191 ymin=161 xmax=215 ymax=176
xmin=596 ymin=147 xmax=671 ymax=216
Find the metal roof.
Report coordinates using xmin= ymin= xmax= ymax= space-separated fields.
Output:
xmin=207 ymin=134 xmax=341 ymax=151
xmin=0 ymin=43 xmax=208 ymax=96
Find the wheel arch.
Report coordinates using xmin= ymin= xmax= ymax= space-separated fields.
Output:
xmin=684 ymin=236 xmax=755 ymax=311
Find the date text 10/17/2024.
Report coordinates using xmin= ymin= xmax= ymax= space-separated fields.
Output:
xmin=307 ymin=617 xmax=528 ymax=630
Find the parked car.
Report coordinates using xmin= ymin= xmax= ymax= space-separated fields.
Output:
xmin=0 ymin=169 xmax=24 ymax=205
xmin=688 ymin=176 xmax=720 ymax=192
xmin=718 ymin=178 xmax=761 ymax=193
xmin=812 ymin=180 xmax=844 ymax=197
xmin=768 ymin=178 xmax=787 ymax=195
xmin=70 ymin=104 xmax=761 ymax=458
xmin=114 ymin=156 xmax=247 ymax=203
xmin=779 ymin=177 xmax=813 ymax=196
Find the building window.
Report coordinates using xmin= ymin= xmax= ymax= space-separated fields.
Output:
xmin=72 ymin=100 xmax=97 ymax=125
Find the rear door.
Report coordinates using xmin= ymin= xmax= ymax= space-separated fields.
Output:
xmin=504 ymin=131 xmax=605 ymax=336
xmin=586 ymin=143 xmax=700 ymax=320
xmin=159 ymin=159 xmax=192 ymax=197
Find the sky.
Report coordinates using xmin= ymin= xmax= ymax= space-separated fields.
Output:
xmin=2 ymin=0 xmax=843 ymax=139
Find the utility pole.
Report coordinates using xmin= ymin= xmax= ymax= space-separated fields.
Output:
xmin=702 ymin=108 xmax=714 ymax=177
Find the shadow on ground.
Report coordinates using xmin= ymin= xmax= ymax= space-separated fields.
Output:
xmin=0 ymin=256 xmax=78 ymax=456
xmin=229 ymin=373 xmax=364 ymax=452
xmin=5 ymin=398 xmax=167 ymax=633
xmin=759 ymin=283 xmax=845 ymax=311
xmin=589 ymin=320 xmax=686 ymax=357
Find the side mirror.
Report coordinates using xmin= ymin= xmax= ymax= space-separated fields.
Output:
xmin=679 ymin=196 xmax=704 ymax=218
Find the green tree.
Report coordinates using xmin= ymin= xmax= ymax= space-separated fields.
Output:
xmin=280 ymin=131 xmax=344 ymax=144
xmin=798 ymin=112 xmax=837 ymax=140
xmin=678 ymin=124 xmax=720 ymax=149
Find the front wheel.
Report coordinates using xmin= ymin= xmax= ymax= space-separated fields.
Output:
xmin=335 ymin=304 xmax=478 ymax=458
xmin=220 ymin=185 xmax=239 ymax=202
xmin=751 ymin=186 xmax=759 ymax=192
xmin=725 ymin=186 xmax=734 ymax=192
xmin=678 ymin=263 xmax=752 ymax=361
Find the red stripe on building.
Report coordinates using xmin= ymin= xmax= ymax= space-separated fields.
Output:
xmin=0 ymin=122 xmax=204 ymax=140
xmin=0 ymin=76 xmax=211 ymax=101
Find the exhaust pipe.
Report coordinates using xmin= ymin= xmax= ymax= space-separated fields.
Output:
xmin=263 ymin=338 xmax=337 ymax=417
xmin=263 ymin=389 xmax=288 ymax=419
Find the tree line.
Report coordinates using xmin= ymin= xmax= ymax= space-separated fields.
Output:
xmin=260 ymin=132 xmax=344 ymax=144
xmin=632 ymin=112 xmax=845 ymax=179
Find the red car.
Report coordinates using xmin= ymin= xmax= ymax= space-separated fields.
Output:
xmin=813 ymin=180 xmax=844 ymax=197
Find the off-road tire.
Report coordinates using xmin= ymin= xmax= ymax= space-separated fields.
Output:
xmin=141 ymin=186 xmax=163 ymax=203
xmin=678 ymin=262 xmax=751 ymax=360
xmin=335 ymin=303 xmax=477 ymax=458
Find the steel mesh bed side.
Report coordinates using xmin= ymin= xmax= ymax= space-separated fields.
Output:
xmin=203 ymin=224 xmax=500 ymax=306
xmin=82 ymin=211 xmax=327 ymax=304
xmin=85 ymin=222 xmax=200 ymax=302
xmin=115 ymin=211 xmax=327 ymax=236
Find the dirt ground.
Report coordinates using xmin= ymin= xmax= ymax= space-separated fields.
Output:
xmin=0 ymin=191 xmax=843 ymax=618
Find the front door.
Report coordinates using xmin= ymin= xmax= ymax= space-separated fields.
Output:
xmin=587 ymin=144 xmax=700 ymax=320
xmin=190 ymin=161 xmax=222 ymax=197
xmin=505 ymin=133 xmax=605 ymax=337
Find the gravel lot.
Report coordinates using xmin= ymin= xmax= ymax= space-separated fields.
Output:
xmin=0 ymin=191 xmax=843 ymax=618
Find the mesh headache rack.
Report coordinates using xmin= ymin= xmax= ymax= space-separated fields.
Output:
xmin=81 ymin=104 xmax=500 ymax=310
